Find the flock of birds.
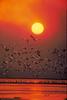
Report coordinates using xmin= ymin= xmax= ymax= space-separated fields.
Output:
xmin=0 ymin=37 xmax=67 ymax=79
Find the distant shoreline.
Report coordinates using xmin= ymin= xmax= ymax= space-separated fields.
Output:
xmin=0 ymin=78 xmax=67 ymax=84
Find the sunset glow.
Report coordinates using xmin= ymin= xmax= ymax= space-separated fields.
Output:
xmin=0 ymin=1 xmax=66 ymax=100
xmin=0 ymin=0 xmax=66 ymax=38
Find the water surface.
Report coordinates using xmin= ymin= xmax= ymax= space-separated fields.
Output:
xmin=0 ymin=80 xmax=67 ymax=100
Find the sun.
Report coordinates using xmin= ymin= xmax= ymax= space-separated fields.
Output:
xmin=31 ymin=22 xmax=44 ymax=35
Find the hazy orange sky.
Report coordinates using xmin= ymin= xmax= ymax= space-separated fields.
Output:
xmin=0 ymin=0 xmax=66 ymax=38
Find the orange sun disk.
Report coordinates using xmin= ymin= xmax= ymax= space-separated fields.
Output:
xmin=31 ymin=22 xmax=45 ymax=35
